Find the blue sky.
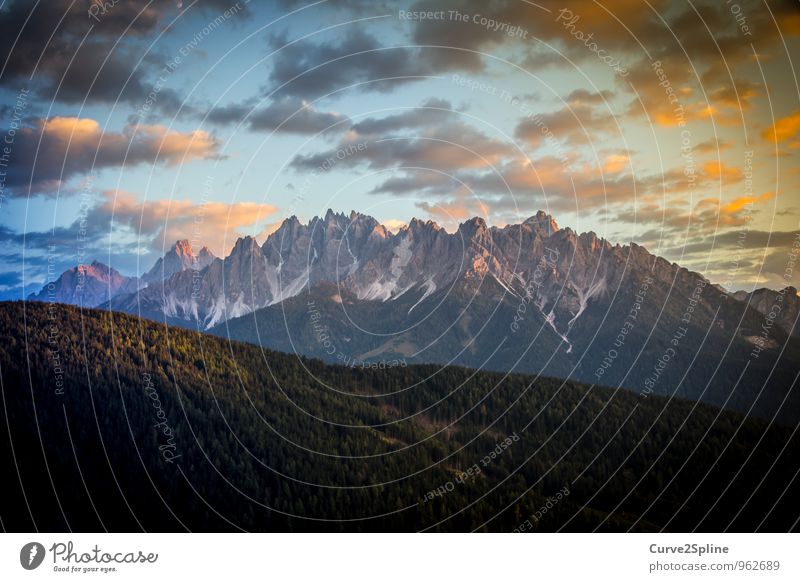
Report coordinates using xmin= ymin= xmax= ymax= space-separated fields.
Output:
xmin=1 ymin=0 xmax=799 ymax=299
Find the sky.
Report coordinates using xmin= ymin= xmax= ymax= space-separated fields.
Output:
xmin=0 ymin=0 xmax=799 ymax=299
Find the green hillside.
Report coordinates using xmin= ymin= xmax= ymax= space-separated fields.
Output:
xmin=1 ymin=301 xmax=798 ymax=532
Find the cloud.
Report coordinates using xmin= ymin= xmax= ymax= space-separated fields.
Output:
xmin=603 ymin=153 xmax=629 ymax=174
xmin=3 ymin=116 xmax=221 ymax=195
xmin=694 ymin=139 xmax=734 ymax=154
xmin=616 ymin=189 xmax=775 ymax=251
xmin=351 ymin=98 xmax=456 ymax=135
xmin=564 ymin=89 xmax=615 ymax=106
xmin=702 ymin=161 xmax=744 ymax=184
xmin=277 ymin=0 xmax=393 ymax=12
xmin=691 ymin=191 xmax=773 ymax=228
xmin=409 ymin=0 xmax=665 ymax=73
xmin=208 ymin=98 xmax=350 ymax=134
xmin=266 ymin=28 xmax=433 ymax=99
xmin=514 ymin=99 xmax=618 ymax=149
xmin=685 ymin=229 xmax=800 ymax=253
xmin=0 ymin=0 xmax=247 ymax=108
xmin=102 ymin=190 xmax=278 ymax=258
xmin=416 ymin=197 xmax=491 ymax=232
xmin=0 ymin=271 xmax=22 ymax=287
xmin=762 ymin=247 xmax=800 ymax=282
xmin=637 ymin=160 xmax=745 ymax=196
xmin=292 ymin=120 xmax=514 ymax=173
xmin=708 ymin=81 xmax=759 ymax=111
xmin=763 ymin=110 xmax=800 ymax=145
xmin=381 ymin=219 xmax=407 ymax=233
xmin=0 ymin=189 xmax=280 ymax=293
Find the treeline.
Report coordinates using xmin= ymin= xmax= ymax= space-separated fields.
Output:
xmin=0 ymin=301 xmax=798 ymax=532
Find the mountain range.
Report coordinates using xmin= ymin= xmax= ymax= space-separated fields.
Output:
xmin=28 ymin=239 xmax=215 ymax=307
xmin=28 ymin=210 xmax=800 ymax=422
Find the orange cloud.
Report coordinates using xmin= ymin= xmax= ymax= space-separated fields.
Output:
xmin=131 ymin=124 xmax=219 ymax=165
xmin=720 ymin=191 xmax=773 ymax=215
xmin=102 ymin=190 xmax=278 ymax=258
xmin=763 ymin=111 xmax=800 ymax=143
xmin=7 ymin=116 xmax=222 ymax=194
xmin=703 ymin=161 xmax=743 ymax=184
xmin=417 ymin=193 xmax=490 ymax=232
xmin=604 ymin=154 xmax=630 ymax=174
xmin=382 ymin=219 xmax=408 ymax=233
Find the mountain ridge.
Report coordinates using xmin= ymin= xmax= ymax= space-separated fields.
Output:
xmin=24 ymin=209 xmax=800 ymax=422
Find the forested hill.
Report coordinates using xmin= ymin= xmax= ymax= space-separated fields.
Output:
xmin=1 ymin=301 xmax=798 ymax=532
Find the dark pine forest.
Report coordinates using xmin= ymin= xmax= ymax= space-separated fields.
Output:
xmin=1 ymin=301 xmax=798 ymax=532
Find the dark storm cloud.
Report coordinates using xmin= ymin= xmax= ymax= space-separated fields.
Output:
xmin=0 ymin=0 xmax=247 ymax=108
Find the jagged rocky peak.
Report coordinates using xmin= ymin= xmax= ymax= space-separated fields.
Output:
xmin=197 ymin=246 xmax=215 ymax=263
xmin=81 ymin=260 xmax=111 ymax=274
xmin=404 ymin=216 xmax=441 ymax=233
xmin=369 ymin=223 xmax=390 ymax=239
xmin=733 ymin=286 xmax=800 ymax=337
xmin=143 ymin=239 xmax=216 ymax=284
xmin=28 ymin=260 xmax=138 ymax=308
xmin=579 ymin=231 xmax=606 ymax=252
xmin=173 ymin=239 xmax=193 ymax=256
xmin=524 ymin=210 xmax=559 ymax=236
xmin=230 ymin=235 xmax=262 ymax=256
xmin=460 ymin=216 xmax=488 ymax=232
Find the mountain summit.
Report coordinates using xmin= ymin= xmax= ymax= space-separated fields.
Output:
xmin=142 ymin=240 xmax=215 ymax=285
